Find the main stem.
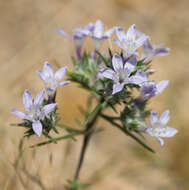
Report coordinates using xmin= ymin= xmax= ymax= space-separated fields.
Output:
xmin=74 ymin=102 xmax=103 ymax=181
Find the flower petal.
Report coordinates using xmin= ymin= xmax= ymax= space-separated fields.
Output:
xmin=59 ymin=81 xmax=70 ymax=86
xmin=141 ymin=81 xmax=157 ymax=99
xmin=159 ymin=126 xmax=178 ymax=138
xmin=102 ymin=69 xmax=115 ymax=80
xmin=11 ymin=109 xmax=30 ymax=120
xmin=32 ymin=120 xmax=42 ymax=137
xmin=55 ymin=67 xmax=67 ymax=81
xmin=93 ymin=20 xmax=104 ymax=38
xmin=34 ymin=90 xmax=45 ymax=106
xmin=124 ymin=62 xmax=135 ymax=75
xmin=112 ymin=54 xmax=123 ymax=72
xmin=56 ymin=28 xmax=69 ymax=38
xmin=23 ymin=90 xmax=33 ymax=111
xmin=129 ymin=70 xmax=147 ymax=86
xmin=154 ymin=47 xmax=170 ymax=56
xmin=150 ymin=111 xmax=158 ymax=126
xmin=116 ymin=27 xmax=126 ymax=41
xmin=126 ymin=24 xmax=136 ymax=41
xmin=143 ymin=40 xmax=153 ymax=50
xmin=112 ymin=83 xmax=124 ymax=94
xmin=136 ymin=35 xmax=149 ymax=49
xmin=157 ymin=137 xmax=164 ymax=146
xmin=43 ymin=62 xmax=54 ymax=78
xmin=127 ymin=55 xmax=137 ymax=66
xmin=160 ymin=110 xmax=170 ymax=125
xmin=156 ymin=80 xmax=169 ymax=95
xmin=42 ymin=103 xmax=57 ymax=116
xmin=113 ymin=38 xmax=122 ymax=49
xmin=38 ymin=70 xmax=47 ymax=82
xmin=104 ymin=27 xmax=115 ymax=38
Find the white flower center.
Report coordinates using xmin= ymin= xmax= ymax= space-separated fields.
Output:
xmin=151 ymin=124 xmax=166 ymax=137
xmin=46 ymin=77 xmax=58 ymax=89
xmin=122 ymin=39 xmax=137 ymax=55
xmin=115 ymin=69 xmax=128 ymax=84
xmin=28 ymin=106 xmax=42 ymax=121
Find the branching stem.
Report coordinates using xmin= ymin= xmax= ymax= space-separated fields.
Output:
xmin=74 ymin=101 xmax=104 ymax=180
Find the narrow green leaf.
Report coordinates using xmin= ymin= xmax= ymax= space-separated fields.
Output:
xmin=30 ymin=132 xmax=84 ymax=148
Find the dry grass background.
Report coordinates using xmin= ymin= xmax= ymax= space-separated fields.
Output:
xmin=0 ymin=0 xmax=189 ymax=189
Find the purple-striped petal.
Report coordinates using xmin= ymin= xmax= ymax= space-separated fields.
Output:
xmin=23 ymin=90 xmax=33 ymax=111
xmin=102 ymin=69 xmax=115 ymax=80
xmin=38 ymin=70 xmax=47 ymax=82
xmin=129 ymin=70 xmax=147 ymax=86
xmin=42 ymin=103 xmax=57 ymax=116
xmin=112 ymin=54 xmax=123 ymax=72
xmin=34 ymin=90 xmax=45 ymax=106
xmin=150 ymin=111 xmax=158 ymax=126
xmin=32 ymin=120 xmax=42 ymax=137
xmin=160 ymin=110 xmax=170 ymax=126
xmin=154 ymin=47 xmax=170 ymax=56
xmin=55 ymin=67 xmax=67 ymax=81
xmin=43 ymin=62 xmax=54 ymax=78
xmin=59 ymin=81 xmax=70 ymax=86
xmin=156 ymin=80 xmax=169 ymax=95
xmin=143 ymin=40 xmax=153 ymax=50
xmin=104 ymin=27 xmax=115 ymax=38
xmin=126 ymin=24 xmax=136 ymax=41
xmin=124 ymin=62 xmax=135 ymax=75
xmin=127 ymin=55 xmax=137 ymax=66
xmin=112 ymin=83 xmax=124 ymax=94
xmin=159 ymin=126 xmax=178 ymax=138
xmin=135 ymin=35 xmax=149 ymax=49
xmin=11 ymin=109 xmax=31 ymax=120
xmin=116 ymin=27 xmax=126 ymax=41
xmin=141 ymin=81 xmax=157 ymax=99
xmin=56 ymin=28 xmax=69 ymax=38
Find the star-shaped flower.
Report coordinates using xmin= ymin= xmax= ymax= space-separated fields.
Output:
xmin=114 ymin=24 xmax=149 ymax=58
xmin=101 ymin=53 xmax=147 ymax=94
xmin=141 ymin=80 xmax=169 ymax=99
xmin=89 ymin=20 xmax=115 ymax=50
xmin=38 ymin=62 xmax=70 ymax=98
xmin=145 ymin=110 xmax=178 ymax=145
xmin=141 ymin=40 xmax=170 ymax=63
xmin=11 ymin=90 xmax=57 ymax=137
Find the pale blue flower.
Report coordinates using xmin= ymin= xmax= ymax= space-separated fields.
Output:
xmin=73 ymin=23 xmax=93 ymax=59
xmin=141 ymin=80 xmax=169 ymax=99
xmin=38 ymin=62 xmax=70 ymax=98
xmin=114 ymin=24 xmax=149 ymax=58
xmin=146 ymin=110 xmax=178 ymax=145
xmin=102 ymin=53 xmax=147 ymax=94
xmin=89 ymin=20 xmax=115 ymax=50
xmin=141 ymin=39 xmax=170 ymax=63
xmin=11 ymin=90 xmax=57 ymax=137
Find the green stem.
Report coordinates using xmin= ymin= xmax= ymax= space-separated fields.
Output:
xmin=100 ymin=113 xmax=155 ymax=153
xmin=74 ymin=101 xmax=105 ymax=181
xmin=30 ymin=132 xmax=85 ymax=148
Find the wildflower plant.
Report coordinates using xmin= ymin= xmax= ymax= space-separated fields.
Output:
xmin=11 ymin=20 xmax=178 ymax=189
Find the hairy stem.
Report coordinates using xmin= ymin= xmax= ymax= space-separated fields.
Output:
xmin=74 ymin=101 xmax=104 ymax=180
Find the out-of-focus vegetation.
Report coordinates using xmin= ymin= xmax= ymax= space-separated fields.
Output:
xmin=0 ymin=0 xmax=189 ymax=189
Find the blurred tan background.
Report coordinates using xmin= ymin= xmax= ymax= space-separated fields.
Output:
xmin=0 ymin=0 xmax=189 ymax=189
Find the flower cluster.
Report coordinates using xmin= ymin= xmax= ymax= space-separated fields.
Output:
xmin=12 ymin=20 xmax=178 ymax=148
xmin=12 ymin=63 xmax=69 ymax=137
xmin=57 ymin=20 xmax=177 ymax=146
